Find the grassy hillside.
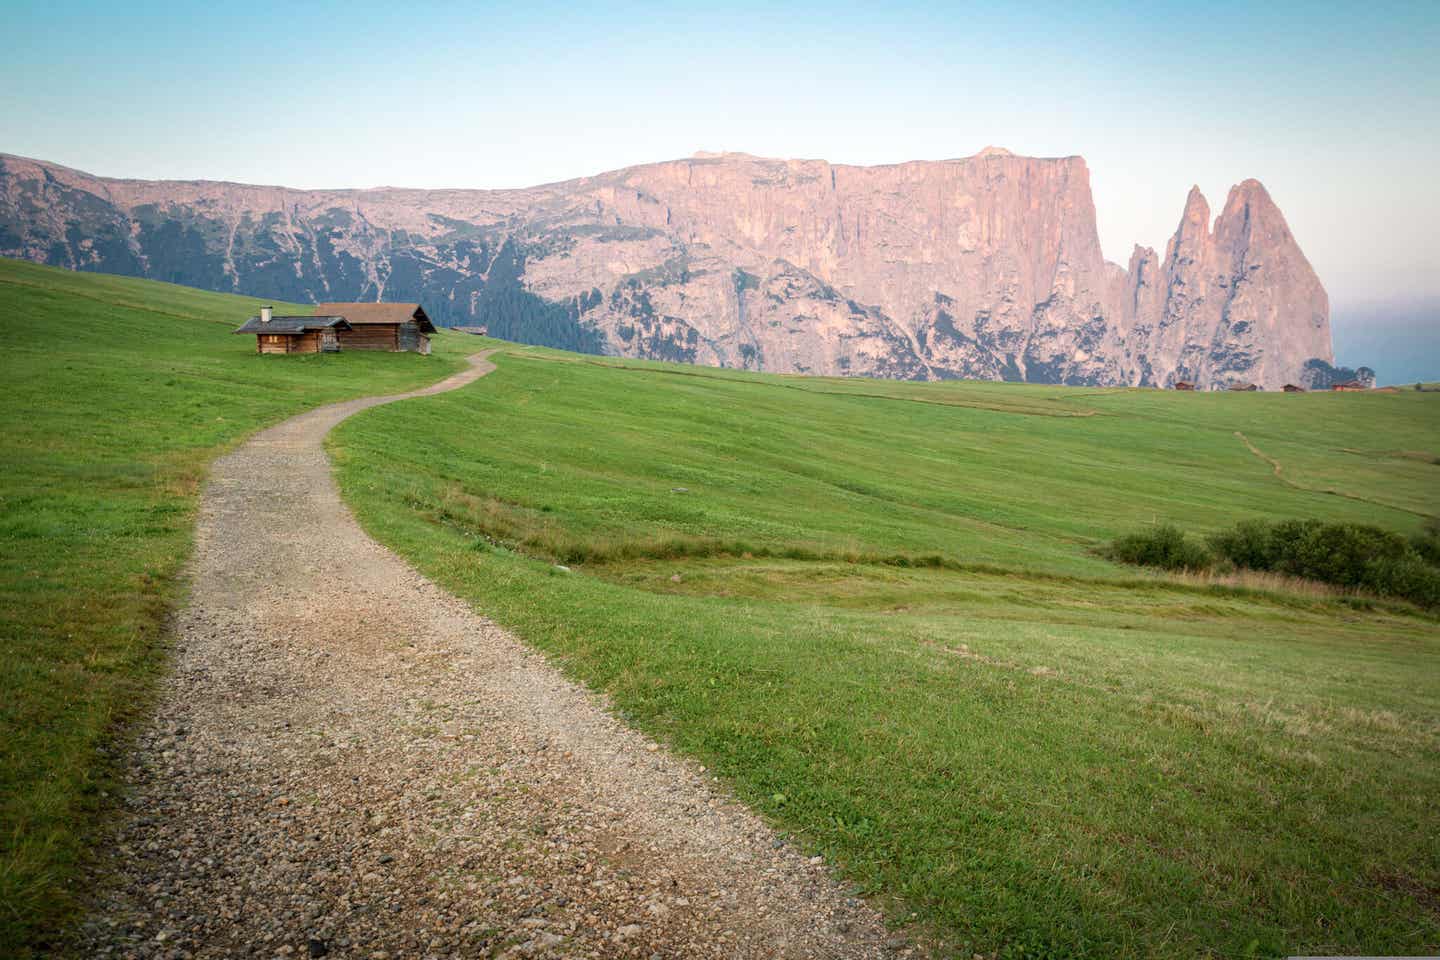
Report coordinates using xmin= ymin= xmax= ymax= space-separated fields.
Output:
xmin=331 ymin=347 xmax=1440 ymax=958
xmin=0 ymin=258 xmax=467 ymax=955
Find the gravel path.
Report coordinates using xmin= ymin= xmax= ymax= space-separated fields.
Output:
xmin=75 ymin=352 xmax=895 ymax=960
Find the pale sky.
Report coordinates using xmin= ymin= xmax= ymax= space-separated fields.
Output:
xmin=5 ymin=0 xmax=1439 ymax=376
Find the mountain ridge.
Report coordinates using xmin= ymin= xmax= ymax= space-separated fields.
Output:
xmin=0 ymin=149 xmax=1339 ymax=388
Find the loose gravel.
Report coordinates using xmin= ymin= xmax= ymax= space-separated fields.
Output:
xmin=73 ymin=352 xmax=895 ymax=959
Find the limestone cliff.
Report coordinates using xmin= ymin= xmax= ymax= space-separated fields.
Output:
xmin=0 ymin=150 xmax=1335 ymax=387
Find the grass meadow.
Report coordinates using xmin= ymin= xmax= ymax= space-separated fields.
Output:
xmin=0 ymin=258 xmax=466 ymax=955
xmin=330 ymin=346 xmax=1440 ymax=958
xmin=1 ymin=254 xmax=1436 ymax=958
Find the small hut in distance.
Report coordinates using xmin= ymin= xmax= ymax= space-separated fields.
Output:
xmin=235 ymin=303 xmax=437 ymax=354
xmin=314 ymin=302 xmax=435 ymax=354
xmin=1172 ymin=380 xmax=1196 ymax=391
xmin=235 ymin=307 xmax=349 ymax=354
xmin=1282 ymin=383 xmax=1306 ymax=392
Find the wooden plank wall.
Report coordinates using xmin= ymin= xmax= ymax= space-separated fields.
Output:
xmin=338 ymin=325 xmax=400 ymax=351
xmin=256 ymin=332 xmax=320 ymax=354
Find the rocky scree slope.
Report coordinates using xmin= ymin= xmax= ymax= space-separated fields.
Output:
xmin=0 ymin=149 xmax=1335 ymax=388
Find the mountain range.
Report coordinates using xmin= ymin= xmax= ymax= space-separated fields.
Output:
xmin=0 ymin=149 xmax=1351 ymax=389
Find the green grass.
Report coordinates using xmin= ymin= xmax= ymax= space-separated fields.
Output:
xmin=0 ymin=258 xmax=468 ymax=956
xmin=5 ymin=257 xmax=1437 ymax=958
xmin=330 ymin=346 xmax=1440 ymax=958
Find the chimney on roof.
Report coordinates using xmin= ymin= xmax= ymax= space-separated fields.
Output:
xmin=260 ymin=305 xmax=273 ymax=324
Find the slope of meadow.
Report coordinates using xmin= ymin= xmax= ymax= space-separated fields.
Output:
xmin=3 ymin=255 xmax=1437 ymax=959
xmin=331 ymin=347 xmax=1440 ymax=958
xmin=0 ymin=258 xmax=465 ymax=954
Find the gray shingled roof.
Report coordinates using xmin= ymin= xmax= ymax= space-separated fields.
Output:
xmin=234 ymin=316 xmax=351 ymax=335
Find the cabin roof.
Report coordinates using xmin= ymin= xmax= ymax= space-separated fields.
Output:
xmin=313 ymin=302 xmax=436 ymax=333
xmin=234 ymin=315 xmax=351 ymax=335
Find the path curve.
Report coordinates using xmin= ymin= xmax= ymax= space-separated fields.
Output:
xmin=75 ymin=352 xmax=893 ymax=959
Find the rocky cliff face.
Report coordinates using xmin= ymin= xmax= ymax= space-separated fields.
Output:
xmin=0 ymin=150 xmax=1335 ymax=388
xmin=1116 ymin=181 xmax=1333 ymax=388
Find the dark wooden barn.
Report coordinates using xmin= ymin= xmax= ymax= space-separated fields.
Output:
xmin=235 ymin=307 xmax=350 ymax=354
xmin=1172 ymin=380 xmax=1196 ymax=391
xmin=1282 ymin=383 xmax=1306 ymax=392
xmin=314 ymin=302 xmax=436 ymax=354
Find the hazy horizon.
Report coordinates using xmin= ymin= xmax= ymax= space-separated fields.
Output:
xmin=4 ymin=0 xmax=1436 ymax=377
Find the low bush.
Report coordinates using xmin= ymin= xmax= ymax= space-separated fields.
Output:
xmin=1265 ymin=518 xmax=1322 ymax=571
xmin=1115 ymin=517 xmax=1440 ymax=609
xmin=1412 ymin=517 xmax=1440 ymax=567
xmin=1271 ymin=521 xmax=1411 ymax=587
xmin=1108 ymin=524 xmax=1213 ymax=571
xmin=1206 ymin=519 xmax=1275 ymax=570
xmin=1365 ymin=556 xmax=1440 ymax=608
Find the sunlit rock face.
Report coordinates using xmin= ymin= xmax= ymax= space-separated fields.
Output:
xmin=0 ymin=150 xmax=1332 ymax=387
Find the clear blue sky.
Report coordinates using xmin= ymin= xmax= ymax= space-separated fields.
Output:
xmin=5 ymin=0 xmax=1438 ymax=377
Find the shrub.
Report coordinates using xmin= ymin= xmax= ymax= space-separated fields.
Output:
xmin=1202 ymin=516 xmax=1439 ymax=609
xmin=1365 ymin=556 xmax=1440 ymax=608
xmin=1274 ymin=522 xmax=1410 ymax=587
xmin=1411 ymin=517 xmax=1440 ymax=567
xmin=1109 ymin=524 xmax=1213 ymax=571
xmin=1207 ymin=519 xmax=1275 ymax=570
xmin=1117 ymin=517 xmax=1440 ymax=609
xmin=1264 ymin=518 xmax=1323 ymax=571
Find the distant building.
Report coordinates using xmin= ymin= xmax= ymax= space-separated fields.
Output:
xmin=235 ymin=307 xmax=349 ymax=354
xmin=1332 ymin=380 xmax=1367 ymax=392
xmin=1228 ymin=382 xmax=1260 ymax=392
xmin=1172 ymin=380 xmax=1196 ymax=391
xmin=314 ymin=302 xmax=435 ymax=354
xmin=1282 ymin=383 xmax=1306 ymax=392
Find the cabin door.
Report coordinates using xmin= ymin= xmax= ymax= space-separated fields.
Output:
xmin=320 ymin=328 xmax=340 ymax=352
xmin=397 ymin=323 xmax=419 ymax=352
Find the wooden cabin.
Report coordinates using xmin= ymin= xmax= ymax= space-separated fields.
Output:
xmin=1172 ymin=380 xmax=1196 ymax=391
xmin=1332 ymin=380 xmax=1366 ymax=392
xmin=314 ymin=302 xmax=436 ymax=354
xmin=1228 ymin=382 xmax=1260 ymax=392
xmin=235 ymin=307 xmax=350 ymax=354
xmin=1282 ymin=383 xmax=1306 ymax=392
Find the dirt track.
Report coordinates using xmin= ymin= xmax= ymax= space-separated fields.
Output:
xmin=75 ymin=351 xmax=894 ymax=959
